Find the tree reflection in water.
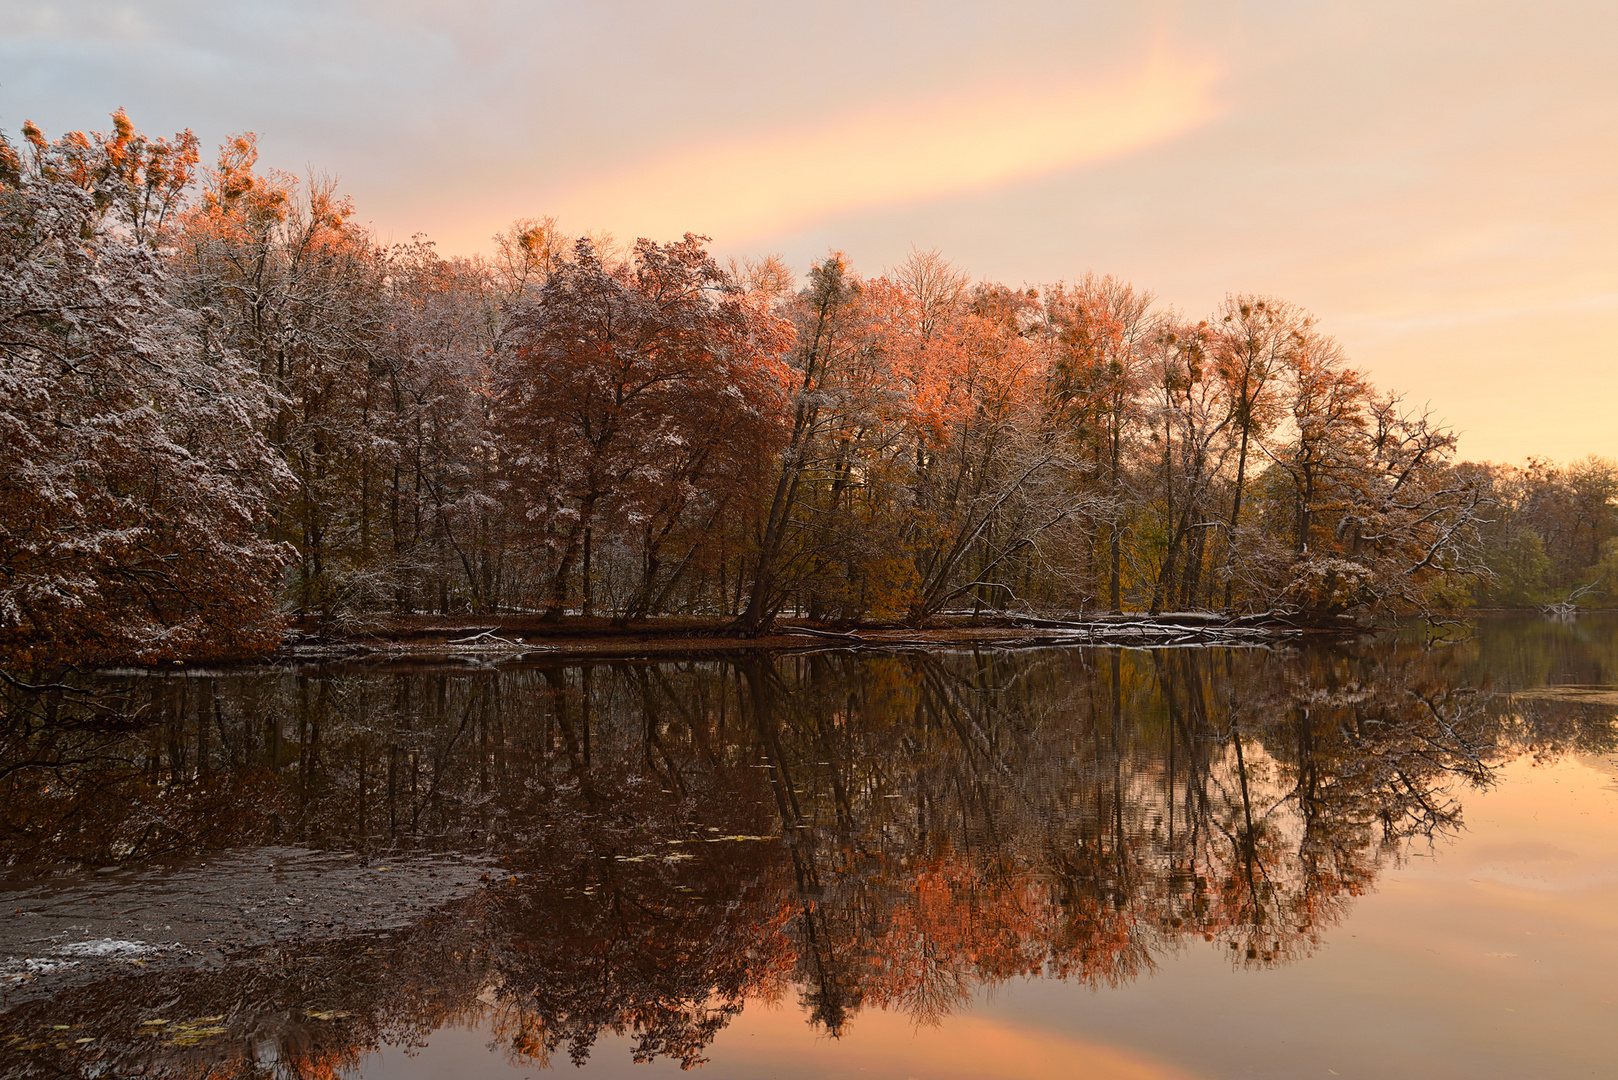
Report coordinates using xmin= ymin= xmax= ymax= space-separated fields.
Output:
xmin=2 ymin=632 xmax=1614 ymax=1076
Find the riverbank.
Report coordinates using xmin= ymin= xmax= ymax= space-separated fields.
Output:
xmin=274 ymin=610 xmax=1351 ymax=663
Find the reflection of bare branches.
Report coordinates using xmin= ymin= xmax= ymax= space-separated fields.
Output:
xmin=4 ymin=627 xmax=1613 ymax=1075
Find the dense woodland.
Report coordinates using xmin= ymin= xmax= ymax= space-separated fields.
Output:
xmin=3 ymin=112 xmax=1615 ymax=665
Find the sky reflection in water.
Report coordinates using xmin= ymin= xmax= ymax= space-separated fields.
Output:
xmin=1 ymin=616 xmax=1615 ymax=1078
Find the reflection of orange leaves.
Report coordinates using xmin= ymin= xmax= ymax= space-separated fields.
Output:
xmin=813 ymin=846 xmax=1052 ymax=1025
xmin=1046 ymin=886 xmax=1153 ymax=988
xmin=0 ymin=645 xmax=1508 ymax=1072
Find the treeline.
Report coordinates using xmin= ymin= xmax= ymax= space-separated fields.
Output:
xmin=0 ymin=111 xmax=1605 ymax=664
xmin=1462 ymin=457 xmax=1618 ymax=608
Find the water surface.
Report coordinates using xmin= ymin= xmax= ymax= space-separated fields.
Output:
xmin=2 ymin=616 xmax=1616 ymax=1078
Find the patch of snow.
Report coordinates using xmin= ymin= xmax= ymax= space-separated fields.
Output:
xmin=54 ymin=937 xmax=161 ymax=957
xmin=3 ymin=957 xmax=82 ymax=982
xmin=23 ymin=958 xmax=81 ymax=974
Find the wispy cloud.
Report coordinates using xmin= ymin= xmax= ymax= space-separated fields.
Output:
xmin=1344 ymin=291 xmax=1618 ymax=341
xmin=548 ymin=45 xmax=1223 ymax=243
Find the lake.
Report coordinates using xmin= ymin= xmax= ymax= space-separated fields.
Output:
xmin=2 ymin=616 xmax=1615 ymax=1078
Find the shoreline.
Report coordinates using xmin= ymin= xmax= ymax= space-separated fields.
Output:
xmin=269 ymin=611 xmax=1357 ymax=665
xmin=32 ymin=609 xmax=1606 ymax=675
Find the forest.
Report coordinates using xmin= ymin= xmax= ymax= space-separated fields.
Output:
xmin=3 ymin=111 xmax=1615 ymax=667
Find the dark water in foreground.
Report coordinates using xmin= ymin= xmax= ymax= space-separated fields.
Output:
xmin=2 ymin=617 xmax=1617 ymax=1079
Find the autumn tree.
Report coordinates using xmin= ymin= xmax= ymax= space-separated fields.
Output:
xmin=22 ymin=106 xmax=199 ymax=248
xmin=491 ymin=215 xmax=569 ymax=299
xmin=373 ymin=240 xmax=509 ymax=613
xmin=0 ymin=120 xmax=290 ymax=666
xmin=1141 ymin=318 xmax=1231 ymax=613
xmin=496 ymin=234 xmax=792 ymax=621
xmin=1271 ymin=332 xmax=1369 ymax=556
xmin=170 ymin=137 xmax=513 ymax=620
xmin=1502 ymin=457 xmax=1618 ymax=605
xmin=1241 ymin=389 xmax=1486 ymax=618
xmin=169 ymin=134 xmax=400 ymax=618
xmin=739 ymin=254 xmax=871 ymax=631
xmin=1044 ymin=275 xmax=1157 ymax=611
xmin=1208 ymin=295 xmax=1303 ymax=609
xmin=886 ymin=259 xmax=1081 ymax=620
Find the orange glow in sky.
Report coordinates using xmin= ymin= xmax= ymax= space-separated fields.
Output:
xmin=548 ymin=47 xmax=1222 ymax=243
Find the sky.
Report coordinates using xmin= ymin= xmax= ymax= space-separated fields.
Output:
xmin=4 ymin=0 xmax=1614 ymax=464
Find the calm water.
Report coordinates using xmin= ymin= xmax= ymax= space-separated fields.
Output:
xmin=2 ymin=617 xmax=1616 ymax=1079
